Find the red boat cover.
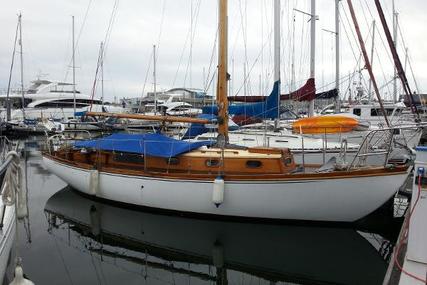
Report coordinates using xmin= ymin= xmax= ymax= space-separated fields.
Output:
xmin=228 ymin=78 xmax=317 ymax=102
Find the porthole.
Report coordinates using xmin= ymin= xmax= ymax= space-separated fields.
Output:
xmin=284 ymin=157 xmax=293 ymax=166
xmin=166 ymin=157 xmax=180 ymax=165
xmin=206 ymin=159 xmax=220 ymax=167
xmin=246 ymin=160 xmax=262 ymax=168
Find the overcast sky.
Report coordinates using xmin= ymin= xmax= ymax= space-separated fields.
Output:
xmin=1 ymin=0 xmax=426 ymax=102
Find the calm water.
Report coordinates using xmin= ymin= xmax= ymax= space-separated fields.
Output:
xmin=3 ymin=144 xmax=403 ymax=285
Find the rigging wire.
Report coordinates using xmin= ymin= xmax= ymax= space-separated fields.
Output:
xmin=183 ymin=0 xmax=202 ymax=87
xmin=362 ymin=0 xmax=394 ymax=65
xmin=203 ymin=30 xmax=218 ymax=93
xmin=233 ymin=30 xmax=273 ymax=97
xmin=359 ymin=0 xmax=393 ymax=100
xmin=5 ymin=17 xmax=20 ymax=121
xmin=171 ymin=18 xmax=193 ymax=87
xmin=89 ymin=0 xmax=120 ymax=107
xmin=139 ymin=0 xmax=167 ymax=106
xmin=63 ymin=0 xmax=94 ymax=83
xmin=138 ymin=54 xmax=153 ymax=111
xmin=397 ymin=22 xmax=421 ymax=93
xmin=340 ymin=2 xmax=388 ymax=101
xmin=238 ymin=0 xmax=250 ymax=96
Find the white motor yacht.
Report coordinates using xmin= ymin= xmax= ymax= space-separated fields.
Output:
xmin=0 ymin=79 xmax=127 ymax=121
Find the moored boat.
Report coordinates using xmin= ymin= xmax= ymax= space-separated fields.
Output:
xmin=42 ymin=0 xmax=413 ymax=223
xmin=43 ymin=129 xmax=411 ymax=222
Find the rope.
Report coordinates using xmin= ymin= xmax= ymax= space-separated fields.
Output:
xmin=0 ymin=150 xmax=34 ymax=284
xmin=1 ymin=151 xmax=21 ymax=207
xmin=393 ymin=174 xmax=427 ymax=284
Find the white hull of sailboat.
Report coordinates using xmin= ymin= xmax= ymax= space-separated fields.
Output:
xmin=43 ymin=156 xmax=409 ymax=222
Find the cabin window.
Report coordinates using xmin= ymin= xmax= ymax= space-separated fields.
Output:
xmin=371 ymin=108 xmax=394 ymax=116
xmin=114 ymin=152 xmax=144 ymax=164
xmin=166 ymin=157 xmax=180 ymax=165
xmin=371 ymin=109 xmax=380 ymax=116
xmin=353 ymin=108 xmax=361 ymax=116
xmin=206 ymin=159 xmax=220 ymax=167
xmin=385 ymin=108 xmax=395 ymax=116
xmin=283 ymin=157 xmax=293 ymax=166
xmin=246 ymin=160 xmax=262 ymax=168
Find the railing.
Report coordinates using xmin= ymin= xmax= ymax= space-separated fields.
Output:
xmin=347 ymin=124 xmax=425 ymax=170
xmin=46 ymin=123 xmax=426 ymax=175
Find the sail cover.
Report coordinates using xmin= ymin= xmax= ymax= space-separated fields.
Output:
xmin=203 ymin=81 xmax=280 ymax=119
xmin=74 ymin=133 xmax=214 ymax=158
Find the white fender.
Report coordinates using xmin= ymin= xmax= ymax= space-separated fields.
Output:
xmin=9 ymin=265 xmax=34 ymax=285
xmin=212 ymin=177 xmax=224 ymax=207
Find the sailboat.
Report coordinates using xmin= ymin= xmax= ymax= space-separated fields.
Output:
xmin=43 ymin=0 xmax=411 ymax=222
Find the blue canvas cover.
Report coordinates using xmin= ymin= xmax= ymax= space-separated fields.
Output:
xmin=182 ymin=114 xmax=239 ymax=140
xmin=74 ymin=133 xmax=214 ymax=158
xmin=182 ymin=114 xmax=216 ymax=140
xmin=74 ymin=111 xmax=87 ymax=117
xmin=203 ymin=81 xmax=280 ymax=119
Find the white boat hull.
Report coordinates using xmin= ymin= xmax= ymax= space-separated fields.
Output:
xmin=43 ymin=156 xmax=410 ymax=222
xmin=0 ymin=203 xmax=16 ymax=285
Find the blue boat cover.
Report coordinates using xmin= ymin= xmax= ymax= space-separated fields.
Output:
xmin=74 ymin=133 xmax=214 ymax=158
xmin=182 ymin=114 xmax=239 ymax=140
xmin=203 ymin=81 xmax=280 ymax=119
xmin=74 ymin=111 xmax=87 ymax=117
xmin=182 ymin=114 xmax=216 ymax=140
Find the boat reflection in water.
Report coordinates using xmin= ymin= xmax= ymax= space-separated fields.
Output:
xmin=45 ymin=188 xmax=392 ymax=285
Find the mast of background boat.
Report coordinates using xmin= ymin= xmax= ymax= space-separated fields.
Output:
xmin=6 ymin=16 xmax=20 ymax=122
xmin=308 ymin=0 xmax=316 ymax=117
xmin=72 ymin=16 xmax=76 ymax=119
xmin=392 ymin=0 xmax=398 ymax=103
xmin=273 ymin=0 xmax=281 ymax=130
xmin=347 ymin=0 xmax=390 ymax=127
xmin=374 ymin=0 xmax=420 ymax=119
xmin=368 ymin=20 xmax=376 ymax=102
xmin=217 ymin=0 xmax=229 ymax=142
xmin=100 ymin=42 xmax=104 ymax=107
xmin=334 ymin=0 xmax=341 ymax=113
xmin=18 ymin=14 xmax=26 ymax=120
xmin=291 ymin=11 xmax=296 ymax=94
xmin=153 ymin=44 xmax=157 ymax=115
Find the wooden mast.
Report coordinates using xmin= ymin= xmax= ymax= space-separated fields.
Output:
xmin=217 ymin=0 xmax=229 ymax=143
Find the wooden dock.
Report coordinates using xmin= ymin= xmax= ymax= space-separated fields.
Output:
xmin=384 ymin=147 xmax=427 ymax=285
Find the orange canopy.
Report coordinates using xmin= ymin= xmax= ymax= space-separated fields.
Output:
xmin=292 ymin=115 xmax=359 ymax=134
